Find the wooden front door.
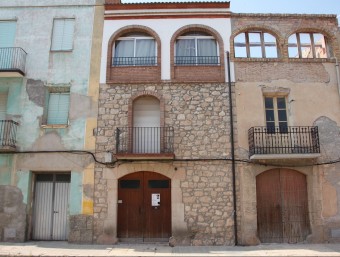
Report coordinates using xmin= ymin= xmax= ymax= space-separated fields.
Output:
xmin=256 ymin=169 xmax=310 ymax=243
xmin=117 ymin=171 xmax=171 ymax=241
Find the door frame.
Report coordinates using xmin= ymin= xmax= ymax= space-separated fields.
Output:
xmin=237 ymin=166 xmax=323 ymax=245
xmin=256 ymin=168 xmax=310 ymax=243
xmin=117 ymin=171 xmax=172 ymax=241
xmin=31 ymin=172 xmax=71 ymax=241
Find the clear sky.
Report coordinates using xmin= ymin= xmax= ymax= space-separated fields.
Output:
xmin=122 ymin=0 xmax=340 ymax=16
xmin=231 ymin=0 xmax=340 ymax=15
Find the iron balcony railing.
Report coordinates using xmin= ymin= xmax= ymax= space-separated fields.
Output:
xmin=248 ymin=126 xmax=320 ymax=157
xmin=116 ymin=127 xmax=174 ymax=154
xmin=174 ymin=56 xmax=220 ymax=65
xmin=0 ymin=120 xmax=19 ymax=149
xmin=112 ymin=56 xmax=157 ymax=66
xmin=0 ymin=47 xmax=27 ymax=75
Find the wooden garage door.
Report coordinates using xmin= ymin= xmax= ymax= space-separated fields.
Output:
xmin=256 ymin=169 xmax=310 ymax=243
xmin=117 ymin=171 xmax=171 ymax=241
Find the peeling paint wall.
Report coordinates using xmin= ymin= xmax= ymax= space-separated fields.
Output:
xmin=0 ymin=0 xmax=104 ymax=242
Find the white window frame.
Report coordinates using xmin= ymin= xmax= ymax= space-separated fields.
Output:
xmin=113 ymin=34 xmax=157 ymax=66
xmin=175 ymin=33 xmax=219 ymax=65
xmin=51 ymin=18 xmax=75 ymax=52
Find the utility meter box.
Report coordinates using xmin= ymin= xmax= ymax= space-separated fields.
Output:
xmin=151 ymin=193 xmax=160 ymax=206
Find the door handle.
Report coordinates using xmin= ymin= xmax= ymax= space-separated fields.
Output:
xmin=54 ymin=211 xmax=59 ymax=214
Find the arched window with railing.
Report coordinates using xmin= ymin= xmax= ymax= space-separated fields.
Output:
xmin=174 ymin=31 xmax=219 ymax=65
xmin=112 ymin=32 xmax=157 ymax=66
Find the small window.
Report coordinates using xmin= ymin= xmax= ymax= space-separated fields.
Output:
xmin=119 ymin=180 xmax=140 ymax=189
xmin=264 ymin=96 xmax=288 ymax=133
xmin=288 ymin=32 xmax=330 ymax=58
xmin=234 ymin=31 xmax=278 ymax=58
xmin=175 ymin=32 xmax=219 ymax=65
xmin=113 ymin=32 xmax=156 ymax=66
xmin=47 ymin=92 xmax=70 ymax=125
xmin=51 ymin=18 xmax=75 ymax=51
xmin=148 ymin=180 xmax=170 ymax=188
xmin=0 ymin=21 xmax=16 ymax=48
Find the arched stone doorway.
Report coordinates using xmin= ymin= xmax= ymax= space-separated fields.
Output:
xmin=256 ymin=168 xmax=310 ymax=243
xmin=117 ymin=171 xmax=171 ymax=241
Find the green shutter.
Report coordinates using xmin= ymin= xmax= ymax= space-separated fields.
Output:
xmin=51 ymin=19 xmax=74 ymax=51
xmin=0 ymin=21 xmax=16 ymax=48
xmin=47 ymin=93 xmax=70 ymax=125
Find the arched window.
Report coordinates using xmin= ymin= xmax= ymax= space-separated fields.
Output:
xmin=288 ymin=32 xmax=331 ymax=58
xmin=234 ymin=31 xmax=278 ymax=58
xmin=133 ymin=96 xmax=161 ymax=153
xmin=113 ymin=32 xmax=156 ymax=66
xmin=175 ymin=32 xmax=219 ymax=65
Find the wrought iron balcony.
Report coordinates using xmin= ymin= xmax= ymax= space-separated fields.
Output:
xmin=0 ymin=47 xmax=27 ymax=76
xmin=116 ymin=127 xmax=174 ymax=158
xmin=248 ymin=126 xmax=320 ymax=159
xmin=0 ymin=120 xmax=19 ymax=150
xmin=174 ymin=56 xmax=220 ymax=65
xmin=112 ymin=56 xmax=157 ymax=66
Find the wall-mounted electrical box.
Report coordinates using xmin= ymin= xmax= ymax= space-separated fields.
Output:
xmin=151 ymin=193 xmax=160 ymax=207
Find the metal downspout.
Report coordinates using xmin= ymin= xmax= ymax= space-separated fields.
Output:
xmin=227 ymin=51 xmax=238 ymax=245
xmin=333 ymin=57 xmax=340 ymax=98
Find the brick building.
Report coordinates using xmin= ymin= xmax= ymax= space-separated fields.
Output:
xmin=231 ymin=14 xmax=340 ymax=244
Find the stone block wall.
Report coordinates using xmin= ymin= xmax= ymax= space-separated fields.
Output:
xmin=180 ymin=161 xmax=235 ymax=245
xmin=68 ymin=215 xmax=94 ymax=244
xmin=0 ymin=186 xmax=26 ymax=242
xmin=96 ymin=82 xmax=233 ymax=159
xmin=93 ymin=82 xmax=237 ymax=245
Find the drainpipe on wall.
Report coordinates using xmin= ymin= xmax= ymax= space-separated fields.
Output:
xmin=226 ymin=51 xmax=238 ymax=245
xmin=332 ymin=57 xmax=340 ymax=98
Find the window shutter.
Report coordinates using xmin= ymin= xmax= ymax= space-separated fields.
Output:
xmin=51 ymin=20 xmax=64 ymax=51
xmin=47 ymin=93 xmax=70 ymax=124
xmin=61 ymin=19 xmax=74 ymax=50
xmin=0 ymin=21 xmax=16 ymax=48
xmin=51 ymin=19 xmax=74 ymax=51
xmin=0 ymin=93 xmax=8 ymax=120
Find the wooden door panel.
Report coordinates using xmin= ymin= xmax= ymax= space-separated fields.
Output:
xmin=144 ymin=172 xmax=171 ymax=239
xmin=280 ymin=169 xmax=310 ymax=243
xmin=256 ymin=169 xmax=309 ymax=243
xmin=117 ymin=172 xmax=143 ymax=238
xmin=118 ymin=171 xmax=171 ymax=240
xmin=256 ymin=169 xmax=282 ymax=243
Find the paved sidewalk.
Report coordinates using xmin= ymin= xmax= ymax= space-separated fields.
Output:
xmin=1 ymin=242 xmax=340 ymax=256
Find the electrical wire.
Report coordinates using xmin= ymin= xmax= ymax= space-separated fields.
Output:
xmin=0 ymin=150 xmax=108 ymax=165
xmin=3 ymin=150 xmax=340 ymax=168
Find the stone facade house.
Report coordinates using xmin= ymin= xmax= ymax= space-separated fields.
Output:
xmin=0 ymin=0 xmax=104 ymax=243
xmin=94 ymin=0 xmax=236 ymax=245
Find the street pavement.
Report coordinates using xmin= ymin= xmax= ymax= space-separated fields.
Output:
xmin=1 ymin=242 xmax=340 ymax=256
